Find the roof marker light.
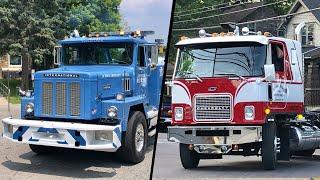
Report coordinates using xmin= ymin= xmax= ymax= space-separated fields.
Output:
xmin=212 ymin=33 xmax=218 ymax=37
xmin=180 ymin=36 xmax=188 ymax=40
xmin=264 ymin=32 xmax=271 ymax=37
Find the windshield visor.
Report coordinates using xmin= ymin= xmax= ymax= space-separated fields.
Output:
xmin=175 ymin=42 xmax=267 ymax=79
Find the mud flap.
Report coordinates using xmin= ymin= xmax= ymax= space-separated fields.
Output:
xmin=277 ymin=124 xmax=290 ymax=161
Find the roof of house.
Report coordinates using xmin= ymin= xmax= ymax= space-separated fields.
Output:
xmin=279 ymin=0 xmax=320 ymax=28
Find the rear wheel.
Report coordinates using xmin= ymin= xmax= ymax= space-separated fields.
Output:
xmin=29 ymin=144 xmax=56 ymax=155
xmin=262 ymin=121 xmax=277 ymax=170
xmin=179 ymin=143 xmax=200 ymax=169
xmin=292 ymin=149 xmax=315 ymax=157
xmin=117 ymin=111 xmax=147 ymax=164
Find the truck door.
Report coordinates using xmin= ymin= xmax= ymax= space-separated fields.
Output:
xmin=145 ymin=44 xmax=162 ymax=107
xmin=136 ymin=45 xmax=148 ymax=97
xmin=268 ymin=41 xmax=291 ymax=109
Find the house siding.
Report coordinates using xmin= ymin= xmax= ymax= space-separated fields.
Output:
xmin=286 ymin=5 xmax=320 ymax=46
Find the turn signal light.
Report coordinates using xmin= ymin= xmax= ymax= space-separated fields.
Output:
xmin=264 ymin=108 xmax=271 ymax=115
xmin=297 ymin=114 xmax=304 ymax=120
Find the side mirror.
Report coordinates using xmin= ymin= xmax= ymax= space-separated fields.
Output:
xmin=264 ymin=64 xmax=276 ymax=81
xmin=53 ymin=46 xmax=62 ymax=66
xmin=148 ymin=58 xmax=157 ymax=69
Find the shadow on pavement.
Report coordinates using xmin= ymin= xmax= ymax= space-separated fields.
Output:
xmin=1 ymin=137 xmax=155 ymax=178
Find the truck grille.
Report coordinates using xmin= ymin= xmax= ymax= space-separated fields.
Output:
xmin=70 ymin=82 xmax=81 ymax=116
xmin=56 ymin=82 xmax=67 ymax=115
xmin=195 ymin=94 xmax=232 ymax=121
xmin=42 ymin=82 xmax=53 ymax=115
xmin=42 ymin=82 xmax=81 ymax=117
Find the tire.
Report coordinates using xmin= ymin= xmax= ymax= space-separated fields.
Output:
xmin=29 ymin=144 xmax=56 ymax=155
xmin=262 ymin=121 xmax=277 ymax=170
xmin=292 ymin=149 xmax=315 ymax=157
xmin=117 ymin=111 xmax=147 ymax=164
xmin=179 ymin=143 xmax=200 ymax=169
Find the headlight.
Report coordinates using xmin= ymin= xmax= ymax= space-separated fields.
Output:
xmin=95 ymin=131 xmax=112 ymax=142
xmin=25 ymin=103 xmax=34 ymax=114
xmin=107 ymin=106 xmax=118 ymax=118
xmin=245 ymin=106 xmax=255 ymax=120
xmin=116 ymin=93 xmax=124 ymax=101
xmin=174 ymin=107 xmax=183 ymax=121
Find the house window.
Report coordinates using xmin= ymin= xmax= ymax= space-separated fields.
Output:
xmin=9 ymin=55 xmax=22 ymax=67
xmin=294 ymin=23 xmax=315 ymax=46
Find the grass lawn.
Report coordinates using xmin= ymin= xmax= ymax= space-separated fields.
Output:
xmin=0 ymin=79 xmax=21 ymax=104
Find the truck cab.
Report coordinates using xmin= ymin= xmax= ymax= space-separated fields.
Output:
xmin=2 ymin=30 xmax=164 ymax=163
xmin=168 ymin=27 xmax=320 ymax=170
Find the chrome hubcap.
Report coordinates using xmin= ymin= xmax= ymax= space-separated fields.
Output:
xmin=135 ymin=123 xmax=144 ymax=152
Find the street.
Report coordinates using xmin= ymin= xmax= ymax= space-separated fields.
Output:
xmin=153 ymin=133 xmax=320 ymax=179
xmin=0 ymin=98 xmax=153 ymax=179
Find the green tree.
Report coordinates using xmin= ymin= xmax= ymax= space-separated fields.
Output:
xmin=0 ymin=0 xmax=122 ymax=89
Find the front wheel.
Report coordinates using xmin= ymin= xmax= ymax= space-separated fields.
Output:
xmin=262 ymin=121 xmax=277 ymax=170
xmin=179 ymin=143 xmax=200 ymax=169
xmin=117 ymin=111 xmax=147 ymax=164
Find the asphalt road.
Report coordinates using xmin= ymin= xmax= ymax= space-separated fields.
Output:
xmin=0 ymin=98 xmax=154 ymax=179
xmin=153 ymin=133 xmax=320 ymax=180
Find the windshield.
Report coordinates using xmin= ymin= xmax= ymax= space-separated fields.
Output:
xmin=62 ymin=43 xmax=133 ymax=65
xmin=175 ymin=43 xmax=267 ymax=79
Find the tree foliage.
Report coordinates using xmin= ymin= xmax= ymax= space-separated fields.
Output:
xmin=0 ymin=0 xmax=122 ymax=69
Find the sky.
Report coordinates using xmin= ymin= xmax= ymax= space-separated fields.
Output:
xmin=119 ymin=0 xmax=173 ymax=43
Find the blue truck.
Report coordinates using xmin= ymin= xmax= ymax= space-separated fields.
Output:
xmin=2 ymin=30 xmax=164 ymax=163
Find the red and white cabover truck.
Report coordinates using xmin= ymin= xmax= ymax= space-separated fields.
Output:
xmin=168 ymin=24 xmax=320 ymax=170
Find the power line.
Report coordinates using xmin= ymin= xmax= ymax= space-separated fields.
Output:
xmin=173 ymin=0 xmax=288 ymax=24
xmin=175 ymin=1 xmax=264 ymax=18
xmin=175 ymin=1 xmax=230 ymax=15
xmin=172 ymin=7 xmax=320 ymax=31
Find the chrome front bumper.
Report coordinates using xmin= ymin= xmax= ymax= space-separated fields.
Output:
xmin=168 ymin=126 xmax=262 ymax=154
xmin=2 ymin=118 xmax=122 ymax=152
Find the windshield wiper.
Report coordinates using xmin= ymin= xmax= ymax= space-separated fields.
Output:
xmin=183 ymin=71 xmax=203 ymax=82
xmin=215 ymin=73 xmax=246 ymax=81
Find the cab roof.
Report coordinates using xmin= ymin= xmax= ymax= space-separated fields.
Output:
xmin=175 ymin=35 xmax=295 ymax=47
xmin=59 ymin=36 xmax=150 ymax=45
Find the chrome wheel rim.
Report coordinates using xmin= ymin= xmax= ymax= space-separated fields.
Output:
xmin=135 ymin=123 xmax=144 ymax=152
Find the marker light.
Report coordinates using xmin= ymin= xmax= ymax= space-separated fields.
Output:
xmin=265 ymin=108 xmax=271 ymax=115
xmin=119 ymin=30 xmax=125 ymax=35
xmin=264 ymin=32 xmax=271 ymax=37
xmin=174 ymin=107 xmax=183 ymax=121
xmin=212 ymin=33 xmax=218 ymax=37
xmin=116 ymin=93 xmax=124 ymax=101
xmin=180 ymin=36 xmax=188 ymax=41
xmin=242 ymin=27 xmax=250 ymax=35
xmin=297 ymin=114 xmax=304 ymax=120
xmin=220 ymin=32 xmax=226 ymax=36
